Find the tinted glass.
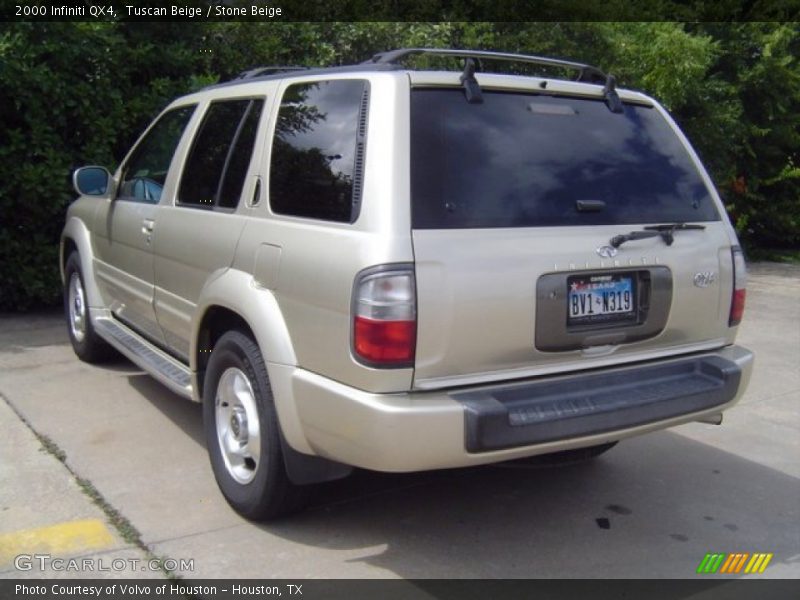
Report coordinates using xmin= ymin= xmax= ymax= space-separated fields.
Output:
xmin=179 ymin=99 xmax=264 ymax=209
xmin=270 ymin=80 xmax=366 ymax=222
xmin=217 ymin=100 xmax=263 ymax=209
xmin=411 ymin=89 xmax=720 ymax=229
xmin=119 ymin=105 xmax=195 ymax=203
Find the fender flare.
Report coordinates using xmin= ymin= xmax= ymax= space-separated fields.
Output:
xmin=192 ymin=270 xmax=351 ymax=483
xmin=192 ymin=268 xmax=297 ymax=370
xmin=61 ymin=217 xmax=103 ymax=308
xmin=192 ymin=269 xmax=309 ymax=452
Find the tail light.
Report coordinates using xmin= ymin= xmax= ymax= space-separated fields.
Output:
xmin=352 ymin=265 xmax=416 ymax=367
xmin=729 ymin=246 xmax=747 ymax=326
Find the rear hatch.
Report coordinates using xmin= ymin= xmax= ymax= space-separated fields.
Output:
xmin=409 ymin=79 xmax=736 ymax=390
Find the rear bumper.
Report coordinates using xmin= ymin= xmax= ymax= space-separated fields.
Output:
xmin=288 ymin=345 xmax=753 ymax=472
xmin=456 ymin=353 xmax=741 ymax=452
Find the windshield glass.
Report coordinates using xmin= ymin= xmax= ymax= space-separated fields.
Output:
xmin=410 ymin=89 xmax=720 ymax=229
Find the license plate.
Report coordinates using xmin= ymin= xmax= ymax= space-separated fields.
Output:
xmin=567 ymin=274 xmax=635 ymax=325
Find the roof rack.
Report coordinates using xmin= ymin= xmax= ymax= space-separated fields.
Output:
xmin=365 ymin=48 xmax=608 ymax=83
xmin=234 ymin=66 xmax=309 ymax=80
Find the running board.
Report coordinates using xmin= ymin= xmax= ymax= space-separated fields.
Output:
xmin=93 ymin=315 xmax=194 ymax=401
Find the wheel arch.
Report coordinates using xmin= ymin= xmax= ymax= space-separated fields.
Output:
xmin=193 ymin=304 xmax=255 ymax=399
xmin=61 ymin=217 xmax=103 ymax=308
xmin=191 ymin=269 xmax=297 ymax=382
xmin=193 ymin=273 xmax=350 ymax=484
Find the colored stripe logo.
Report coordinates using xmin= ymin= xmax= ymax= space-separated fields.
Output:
xmin=696 ymin=552 xmax=773 ymax=574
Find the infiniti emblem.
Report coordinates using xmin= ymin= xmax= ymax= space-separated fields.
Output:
xmin=596 ymin=245 xmax=618 ymax=258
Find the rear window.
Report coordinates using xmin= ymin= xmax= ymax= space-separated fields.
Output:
xmin=411 ymin=89 xmax=720 ymax=229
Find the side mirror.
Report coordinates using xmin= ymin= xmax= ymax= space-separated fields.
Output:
xmin=73 ymin=166 xmax=112 ymax=196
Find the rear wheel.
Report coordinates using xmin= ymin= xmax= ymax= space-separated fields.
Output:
xmin=64 ymin=252 xmax=114 ymax=363
xmin=203 ymin=330 xmax=306 ymax=520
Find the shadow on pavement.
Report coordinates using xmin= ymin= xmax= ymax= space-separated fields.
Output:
xmin=128 ymin=373 xmax=205 ymax=448
xmin=261 ymin=433 xmax=800 ymax=578
xmin=123 ymin=365 xmax=800 ymax=577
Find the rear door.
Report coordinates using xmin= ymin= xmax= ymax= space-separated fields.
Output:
xmin=410 ymin=85 xmax=736 ymax=389
xmin=153 ymin=97 xmax=266 ymax=360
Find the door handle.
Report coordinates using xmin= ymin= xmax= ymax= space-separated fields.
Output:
xmin=142 ymin=219 xmax=155 ymax=244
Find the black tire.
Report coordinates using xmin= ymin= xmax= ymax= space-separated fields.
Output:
xmin=203 ymin=330 xmax=306 ymax=520
xmin=63 ymin=252 xmax=114 ymax=363
xmin=497 ymin=442 xmax=619 ymax=469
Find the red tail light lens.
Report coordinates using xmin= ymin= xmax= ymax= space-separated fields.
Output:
xmin=352 ymin=266 xmax=416 ymax=367
xmin=729 ymin=247 xmax=747 ymax=326
xmin=354 ymin=317 xmax=416 ymax=363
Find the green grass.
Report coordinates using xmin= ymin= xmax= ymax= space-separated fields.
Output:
xmin=37 ymin=433 xmax=67 ymax=463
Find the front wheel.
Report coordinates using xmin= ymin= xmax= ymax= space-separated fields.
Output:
xmin=203 ymin=330 xmax=306 ymax=520
xmin=64 ymin=252 xmax=114 ymax=363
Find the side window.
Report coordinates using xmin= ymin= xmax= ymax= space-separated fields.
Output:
xmin=119 ymin=106 xmax=195 ymax=203
xmin=178 ymin=98 xmax=264 ymax=210
xmin=270 ymin=79 xmax=368 ymax=222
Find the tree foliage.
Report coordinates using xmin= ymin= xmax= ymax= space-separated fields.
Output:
xmin=0 ymin=22 xmax=798 ymax=309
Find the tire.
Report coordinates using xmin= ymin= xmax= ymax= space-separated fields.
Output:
xmin=496 ymin=442 xmax=619 ymax=469
xmin=64 ymin=252 xmax=114 ymax=363
xmin=203 ymin=330 xmax=306 ymax=520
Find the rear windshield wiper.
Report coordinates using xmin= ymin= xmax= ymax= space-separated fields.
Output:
xmin=611 ymin=223 xmax=706 ymax=248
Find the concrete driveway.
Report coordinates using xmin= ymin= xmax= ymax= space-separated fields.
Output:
xmin=1 ymin=262 xmax=798 ymax=579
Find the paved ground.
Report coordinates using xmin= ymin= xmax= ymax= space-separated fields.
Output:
xmin=0 ymin=262 xmax=798 ymax=580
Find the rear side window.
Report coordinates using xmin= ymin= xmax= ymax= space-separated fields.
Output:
xmin=119 ymin=105 xmax=195 ymax=203
xmin=178 ymin=98 xmax=264 ymax=209
xmin=270 ymin=79 xmax=368 ymax=223
xmin=411 ymin=89 xmax=720 ymax=229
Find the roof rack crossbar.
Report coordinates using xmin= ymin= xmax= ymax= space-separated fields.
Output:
xmin=235 ymin=66 xmax=310 ymax=80
xmin=602 ymin=74 xmax=624 ymax=113
xmin=459 ymin=57 xmax=483 ymax=104
xmin=365 ymin=48 xmax=608 ymax=83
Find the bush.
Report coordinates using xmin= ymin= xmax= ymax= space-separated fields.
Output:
xmin=1 ymin=22 xmax=797 ymax=310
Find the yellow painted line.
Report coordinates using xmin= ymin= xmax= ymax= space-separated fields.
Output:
xmin=0 ymin=519 xmax=115 ymax=565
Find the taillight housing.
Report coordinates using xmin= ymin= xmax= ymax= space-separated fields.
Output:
xmin=352 ymin=265 xmax=416 ymax=368
xmin=729 ymin=246 xmax=747 ymax=326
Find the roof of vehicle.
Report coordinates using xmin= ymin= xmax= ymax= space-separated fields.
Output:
xmin=204 ymin=47 xmax=612 ymax=91
xmin=187 ymin=47 xmax=659 ymax=113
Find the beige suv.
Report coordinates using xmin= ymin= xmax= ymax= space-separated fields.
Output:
xmin=62 ymin=49 xmax=754 ymax=519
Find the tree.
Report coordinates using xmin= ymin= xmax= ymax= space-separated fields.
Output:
xmin=1 ymin=22 xmax=797 ymax=310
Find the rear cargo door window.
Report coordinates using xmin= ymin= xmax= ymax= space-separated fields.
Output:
xmin=411 ymin=89 xmax=720 ymax=229
xmin=269 ymin=79 xmax=368 ymax=223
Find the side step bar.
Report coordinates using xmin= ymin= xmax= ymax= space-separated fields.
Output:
xmin=93 ymin=314 xmax=193 ymax=401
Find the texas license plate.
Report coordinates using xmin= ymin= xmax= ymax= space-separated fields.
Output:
xmin=567 ymin=273 xmax=636 ymax=326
